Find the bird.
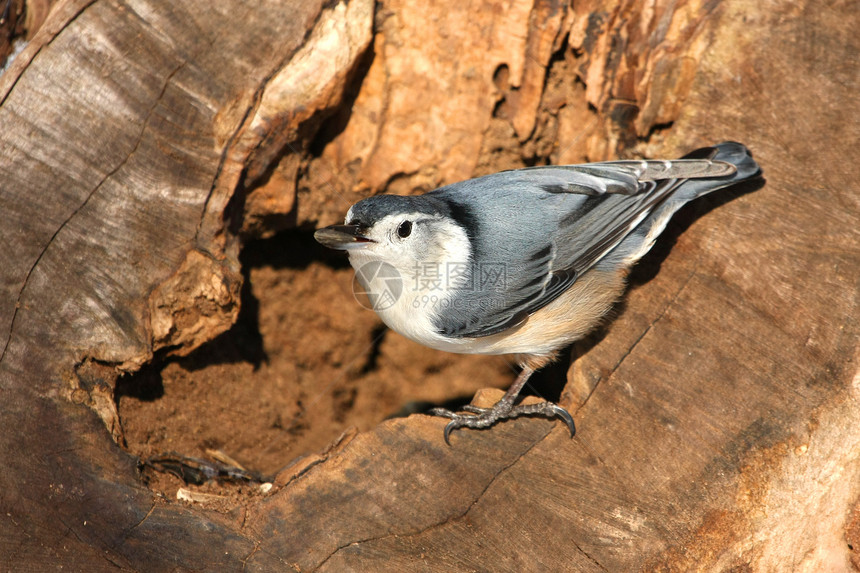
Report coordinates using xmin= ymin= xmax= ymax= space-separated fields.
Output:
xmin=315 ymin=142 xmax=762 ymax=443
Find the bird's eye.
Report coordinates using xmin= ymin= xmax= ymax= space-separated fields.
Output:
xmin=397 ymin=220 xmax=413 ymax=238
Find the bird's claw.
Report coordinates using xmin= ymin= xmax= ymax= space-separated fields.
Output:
xmin=429 ymin=401 xmax=576 ymax=445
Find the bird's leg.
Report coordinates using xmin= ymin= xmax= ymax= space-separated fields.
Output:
xmin=429 ymin=365 xmax=575 ymax=444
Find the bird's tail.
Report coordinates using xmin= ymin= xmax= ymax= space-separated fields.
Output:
xmin=602 ymin=142 xmax=762 ymax=268
xmin=673 ymin=141 xmax=762 ymax=201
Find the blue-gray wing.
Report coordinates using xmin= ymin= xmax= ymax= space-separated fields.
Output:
xmin=431 ymin=147 xmax=743 ymax=338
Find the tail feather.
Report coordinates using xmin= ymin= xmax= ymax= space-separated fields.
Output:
xmin=714 ymin=141 xmax=762 ymax=180
xmin=602 ymin=141 xmax=762 ymax=267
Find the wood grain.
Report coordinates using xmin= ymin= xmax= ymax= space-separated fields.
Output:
xmin=0 ymin=0 xmax=857 ymax=570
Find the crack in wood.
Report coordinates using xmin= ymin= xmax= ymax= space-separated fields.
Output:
xmin=240 ymin=541 xmax=261 ymax=572
xmin=0 ymin=59 xmax=186 ymax=366
xmin=0 ymin=0 xmax=100 ymax=106
xmin=192 ymin=1 xmax=331 ymax=247
xmin=243 ymin=540 xmax=299 ymax=572
xmin=310 ymin=426 xmax=576 ymax=571
xmin=59 ymin=513 xmax=130 ymax=570
xmin=58 ymin=515 xmax=86 ymax=546
xmin=569 ymin=537 xmax=610 ymax=572
xmin=122 ymin=502 xmax=156 ymax=540
xmin=613 ymin=266 xmax=700 ymax=377
xmin=573 ymin=259 xmax=701 ymax=420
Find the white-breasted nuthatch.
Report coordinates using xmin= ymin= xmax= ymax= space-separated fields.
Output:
xmin=315 ymin=142 xmax=762 ymax=443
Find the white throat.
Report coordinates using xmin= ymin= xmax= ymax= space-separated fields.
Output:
xmin=347 ymin=216 xmax=473 ymax=350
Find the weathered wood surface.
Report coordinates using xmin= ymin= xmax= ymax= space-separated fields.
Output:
xmin=0 ymin=0 xmax=858 ymax=571
xmin=0 ymin=0 xmax=373 ymax=569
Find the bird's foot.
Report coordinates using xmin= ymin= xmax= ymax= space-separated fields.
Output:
xmin=429 ymin=400 xmax=575 ymax=445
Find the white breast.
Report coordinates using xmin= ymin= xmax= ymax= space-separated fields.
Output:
xmin=347 ymin=216 xmax=476 ymax=352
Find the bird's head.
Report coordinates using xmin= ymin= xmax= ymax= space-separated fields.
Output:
xmin=314 ymin=194 xmax=473 ymax=281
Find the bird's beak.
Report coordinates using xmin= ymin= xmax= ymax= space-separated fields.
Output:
xmin=314 ymin=224 xmax=375 ymax=250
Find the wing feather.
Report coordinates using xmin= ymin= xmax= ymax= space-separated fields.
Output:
xmin=432 ymin=148 xmax=740 ymax=338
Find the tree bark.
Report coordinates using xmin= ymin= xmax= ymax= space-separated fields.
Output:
xmin=0 ymin=0 xmax=857 ymax=570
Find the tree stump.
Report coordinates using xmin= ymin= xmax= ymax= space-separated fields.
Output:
xmin=0 ymin=0 xmax=857 ymax=570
